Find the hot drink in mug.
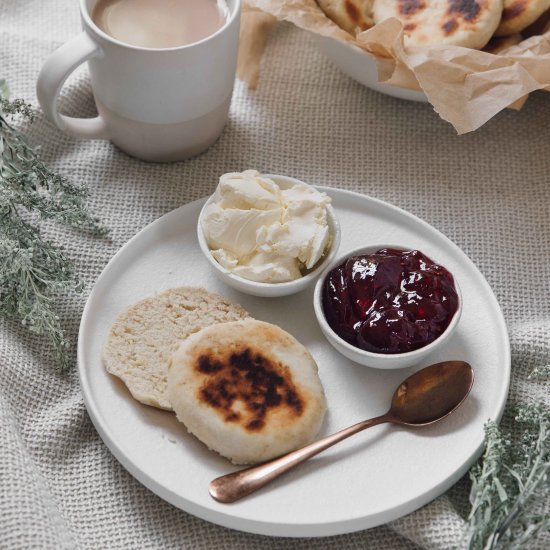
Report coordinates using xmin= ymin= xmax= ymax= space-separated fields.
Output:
xmin=92 ymin=0 xmax=228 ymax=49
xmin=37 ymin=0 xmax=240 ymax=162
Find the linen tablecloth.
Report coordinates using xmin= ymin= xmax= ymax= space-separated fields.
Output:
xmin=1 ymin=1 xmax=549 ymax=548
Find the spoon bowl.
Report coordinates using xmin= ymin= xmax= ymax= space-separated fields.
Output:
xmin=389 ymin=361 xmax=474 ymax=426
xmin=209 ymin=360 xmax=474 ymax=503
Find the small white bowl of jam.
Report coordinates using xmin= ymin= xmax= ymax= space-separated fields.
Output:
xmin=197 ymin=172 xmax=341 ymax=298
xmin=313 ymin=245 xmax=462 ymax=369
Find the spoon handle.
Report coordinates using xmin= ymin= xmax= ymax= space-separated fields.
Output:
xmin=209 ymin=414 xmax=389 ymax=503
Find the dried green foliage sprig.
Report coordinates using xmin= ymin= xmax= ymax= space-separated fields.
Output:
xmin=0 ymin=79 xmax=108 ymax=369
xmin=461 ymin=403 xmax=550 ymax=549
xmin=529 ymin=364 xmax=550 ymax=379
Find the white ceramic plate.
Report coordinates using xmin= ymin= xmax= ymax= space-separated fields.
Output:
xmin=78 ymin=188 xmax=510 ymax=537
xmin=313 ymin=35 xmax=427 ymax=103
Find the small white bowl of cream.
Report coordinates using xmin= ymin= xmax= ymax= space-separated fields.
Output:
xmin=197 ymin=170 xmax=341 ymax=297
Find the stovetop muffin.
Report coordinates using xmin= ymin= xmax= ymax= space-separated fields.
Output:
xmin=373 ymin=0 xmax=504 ymax=49
xmin=317 ymin=0 xmax=374 ymax=35
xmin=103 ymin=287 xmax=250 ymax=410
xmin=167 ymin=319 xmax=327 ymax=464
xmin=495 ymin=0 xmax=550 ymax=36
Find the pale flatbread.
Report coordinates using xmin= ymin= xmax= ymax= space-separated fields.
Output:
xmin=103 ymin=287 xmax=250 ymax=410
xmin=495 ymin=0 xmax=550 ymax=36
xmin=373 ymin=0 xmax=503 ymax=49
xmin=167 ymin=320 xmax=327 ymax=464
xmin=317 ymin=0 xmax=375 ymax=35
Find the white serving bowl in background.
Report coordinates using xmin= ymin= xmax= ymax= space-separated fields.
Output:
xmin=313 ymin=35 xmax=427 ymax=103
xmin=313 ymin=244 xmax=462 ymax=369
xmin=197 ymin=174 xmax=341 ymax=297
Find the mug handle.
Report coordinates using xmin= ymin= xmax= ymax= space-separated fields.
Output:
xmin=36 ymin=32 xmax=109 ymax=140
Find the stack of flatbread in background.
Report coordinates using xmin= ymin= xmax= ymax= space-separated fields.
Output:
xmin=238 ymin=0 xmax=550 ymax=133
xmin=317 ymin=0 xmax=550 ymax=52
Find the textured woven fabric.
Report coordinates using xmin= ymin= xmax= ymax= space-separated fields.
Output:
xmin=1 ymin=1 xmax=549 ymax=548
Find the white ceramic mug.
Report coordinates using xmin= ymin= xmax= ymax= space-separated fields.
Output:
xmin=37 ymin=0 xmax=240 ymax=162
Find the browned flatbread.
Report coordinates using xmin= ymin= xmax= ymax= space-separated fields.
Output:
xmin=495 ymin=0 xmax=550 ymax=36
xmin=373 ymin=0 xmax=503 ymax=49
xmin=317 ymin=0 xmax=374 ymax=35
xmin=167 ymin=320 xmax=327 ymax=464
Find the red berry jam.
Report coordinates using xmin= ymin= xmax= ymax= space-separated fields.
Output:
xmin=322 ymin=248 xmax=459 ymax=354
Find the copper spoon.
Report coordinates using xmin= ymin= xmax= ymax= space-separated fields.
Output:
xmin=209 ymin=360 xmax=474 ymax=503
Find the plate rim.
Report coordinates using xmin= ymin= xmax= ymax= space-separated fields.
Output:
xmin=77 ymin=187 xmax=511 ymax=537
